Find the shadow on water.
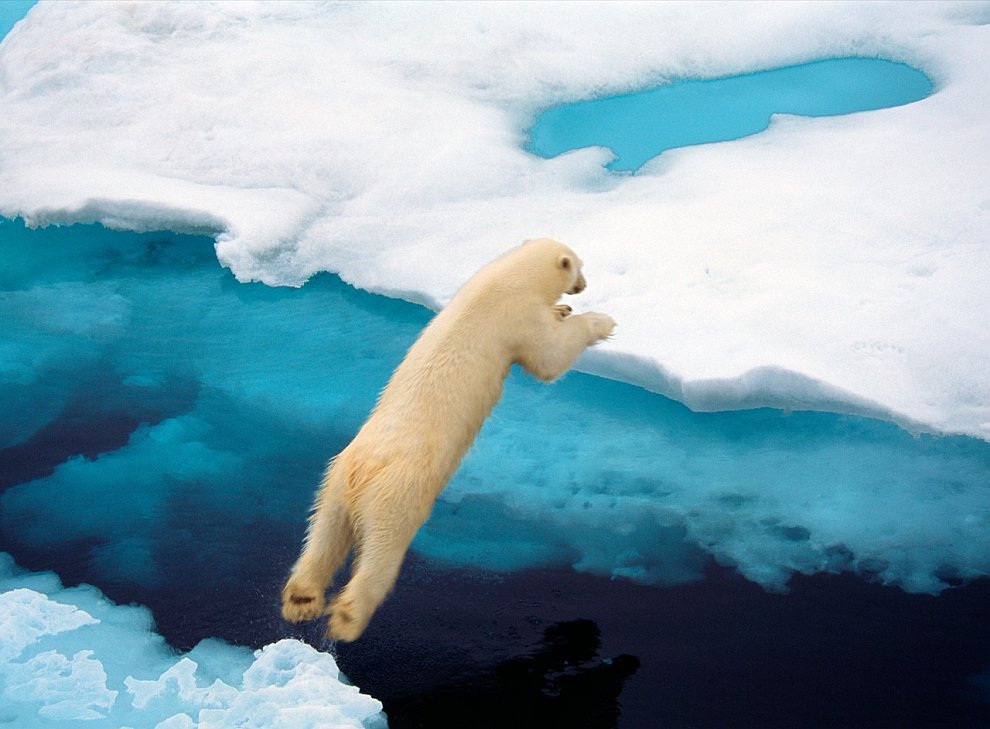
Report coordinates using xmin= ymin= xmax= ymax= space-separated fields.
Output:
xmin=386 ymin=619 xmax=639 ymax=729
xmin=327 ymin=559 xmax=990 ymax=729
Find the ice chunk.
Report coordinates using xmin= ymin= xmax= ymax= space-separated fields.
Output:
xmin=0 ymin=554 xmax=387 ymax=728
xmin=124 ymin=658 xmax=237 ymax=711
xmin=0 ymin=587 xmax=99 ymax=662
xmin=4 ymin=649 xmax=116 ymax=721
xmin=197 ymin=640 xmax=386 ymax=729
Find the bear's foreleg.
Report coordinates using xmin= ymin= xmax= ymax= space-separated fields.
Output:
xmin=518 ymin=311 xmax=615 ymax=382
xmin=281 ymin=465 xmax=354 ymax=623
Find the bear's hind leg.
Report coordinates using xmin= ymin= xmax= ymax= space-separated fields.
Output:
xmin=282 ymin=468 xmax=353 ymax=623
xmin=327 ymin=516 xmax=419 ymax=642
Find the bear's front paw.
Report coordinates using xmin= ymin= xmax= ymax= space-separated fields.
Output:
xmin=281 ymin=575 xmax=327 ymax=623
xmin=586 ymin=312 xmax=616 ymax=342
xmin=553 ymin=304 xmax=573 ymax=321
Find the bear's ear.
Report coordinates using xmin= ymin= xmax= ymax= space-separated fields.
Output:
xmin=558 ymin=254 xmax=572 ymax=270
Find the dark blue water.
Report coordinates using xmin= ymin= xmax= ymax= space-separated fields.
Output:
xmin=527 ymin=58 xmax=933 ymax=171
xmin=2 ymin=218 xmax=989 ymax=727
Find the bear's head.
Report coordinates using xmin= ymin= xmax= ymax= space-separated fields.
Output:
xmin=520 ymin=238 xmax=588 ymax=301
xmin=560 ymin=252 xmax=587 ymax=295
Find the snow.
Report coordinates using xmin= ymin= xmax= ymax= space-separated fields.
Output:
xmin=0 ymin=553 xmax=387 ymax=728
xmin=0 ymin=0 xmax=988 ymax=439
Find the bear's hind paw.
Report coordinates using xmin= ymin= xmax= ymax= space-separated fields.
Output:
xmin=327 ymin=595 xmax=368 ymax=643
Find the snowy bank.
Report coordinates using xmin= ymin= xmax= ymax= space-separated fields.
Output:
xmin=1 ymin=0 xmax=989 ymax=439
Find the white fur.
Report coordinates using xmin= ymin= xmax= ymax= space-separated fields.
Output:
xmin=281 ymin=238 xmax=615 ymax=641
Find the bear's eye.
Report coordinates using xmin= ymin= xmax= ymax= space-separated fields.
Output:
xmin=559 ymin=255 xmax=571 ymax=270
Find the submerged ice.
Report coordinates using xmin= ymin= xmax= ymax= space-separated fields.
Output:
xmin=1 ymin=220 xmax=988 ymax=602
xmin=0 ymin=1 xmax=989 ymax=439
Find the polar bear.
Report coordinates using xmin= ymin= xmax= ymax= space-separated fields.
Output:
xmin=281 ymin=238 xmax=615 ymax=641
